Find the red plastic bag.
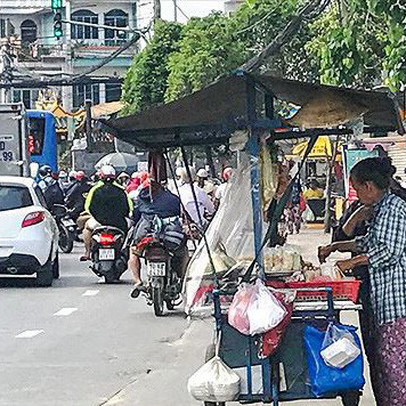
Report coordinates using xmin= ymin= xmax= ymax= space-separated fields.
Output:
xmin=228 ymin=283 xmax=256 ymax=335
xmin=260 ymin=292 xmax=293 ymax=358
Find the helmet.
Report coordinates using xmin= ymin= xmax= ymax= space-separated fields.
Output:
xmin=59 ymin=170 xmax=67 ymax=179
xmin=39 ymin=165 xmax=52 ymax=178
xmin=75 ymin=171 xmax=85 ymax=181
xmin=197 ymin=168 xmax=209 ymax=178
xmin=222 ymin=167 xmax=234 ymax=181
xmin=99 ymin=165 xmax=116 ymax=180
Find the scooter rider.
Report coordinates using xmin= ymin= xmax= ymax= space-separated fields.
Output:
xmin=80 ymin=165 xmax=133 ymax=262
xmin=37 ymin=165 xmax=65 ymax=213
xmin=129 ymin=179 xmax=188 ymax=297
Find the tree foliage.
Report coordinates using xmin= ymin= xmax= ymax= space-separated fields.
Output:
xmin=121 ymin=0 xmax=406 ymax=115
xmin=121 ymin=20 xmax=182 ymax=115
xmin=164 ymin=12 xmax=248 ymax=102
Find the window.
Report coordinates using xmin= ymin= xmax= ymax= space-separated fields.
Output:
xmin=27 ymin=118 xmax=46 ymax=156
xmin=0 ymin=185 xmax=33 ymax=212
xmin=105 ymin=83 xmax=122 ymax=102
xmin=73 ymin=84 xmax=100 ymax=108
xmin=104 ymin=9 xmax=128 ymax=46
xmin=71 ymin=10 xmax=98 ymax=40
xmin=13 ymin=89 xmax=39 ymax=109
xmin=21 ymin=19 xmax=37 ymax=45
xmin=34 ymin=186 xmax=47 ymax=208
xmin=1 ymin=19 xmax=15 ymax=38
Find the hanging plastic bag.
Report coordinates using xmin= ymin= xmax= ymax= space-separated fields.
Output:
xmin=320 ymin=322 xmax=361 ymax=368
xmin=228 ymin=283 xmax=256 ymax=335
xmin=304 ymin=324 xmax=364 ymax=397
xmin=188 ymin=335 xmax=241 ymax=402
xmin=247 ymin=280 xmax=288 ymax=336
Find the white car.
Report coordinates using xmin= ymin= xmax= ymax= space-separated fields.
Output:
xmin=0 ymin=176 xmax=59 ymax=286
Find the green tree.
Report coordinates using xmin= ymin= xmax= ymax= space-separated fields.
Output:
xmin=306 ymin=0 xmax=405 ymax=90
xmin=164 ymin=12 xmax=249 ymax=102
xmin=121 ymin=20 xmax=182 ymax=115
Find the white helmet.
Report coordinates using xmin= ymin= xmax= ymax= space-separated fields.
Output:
xmin=99 ymin=165 xmax=116 ymax=180
xmin=197 ymin=168 xmax=209 ymax=178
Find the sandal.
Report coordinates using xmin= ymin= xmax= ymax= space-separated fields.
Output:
xmin=79 ymin=255 xmax=90 ymax=262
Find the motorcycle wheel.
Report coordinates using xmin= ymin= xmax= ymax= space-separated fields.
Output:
xmin=152 ymin=286 xmax=164 ymax=317
xmin=58 ymin=225 xmax=74 ymax=254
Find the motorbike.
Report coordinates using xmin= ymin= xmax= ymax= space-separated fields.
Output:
xmin=134 ymin=237 xmax=184 ymax=317
xmin=53 ymin=204 xmax=76 ymax=254
xmin=90 ymin=225 xmax=129 ymax=283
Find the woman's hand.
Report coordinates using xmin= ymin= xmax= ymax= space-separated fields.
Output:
xmin=318 ymin=244 xmax=334 ymax=263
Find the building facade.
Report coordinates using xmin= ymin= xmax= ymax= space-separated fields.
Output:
xmin=0 ymin=0 xmax=243 ymax=112
xmin=0 ymin=0 xmax=137 ymax=111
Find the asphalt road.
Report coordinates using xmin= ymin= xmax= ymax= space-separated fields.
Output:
xmin=0 ymin=245 xmax=195 ymax=406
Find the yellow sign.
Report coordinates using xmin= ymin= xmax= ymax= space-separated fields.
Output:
xmin=292 ymin=136 xmax=333 ymax=158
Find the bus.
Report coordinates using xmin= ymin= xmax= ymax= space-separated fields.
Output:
xmin=27 ymin=110 xmax=58 ymax=174
xmin=0 ymin=105 xmax=58 ymax=177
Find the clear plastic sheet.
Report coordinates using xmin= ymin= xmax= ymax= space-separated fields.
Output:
xmin=184 ymin=150 xmax=276 ymax=315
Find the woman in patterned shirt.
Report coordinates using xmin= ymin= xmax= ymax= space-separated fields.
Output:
xmin=319 ymin=157 xmax=406 ymax=406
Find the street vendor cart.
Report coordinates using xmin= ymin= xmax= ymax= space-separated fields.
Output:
xmin=102 ymin=71 xmax=403 ymax=405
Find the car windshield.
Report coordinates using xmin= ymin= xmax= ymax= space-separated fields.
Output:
xmin=0 ymin=185 xmax=33 ymax=211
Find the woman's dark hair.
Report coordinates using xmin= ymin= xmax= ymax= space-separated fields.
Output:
xmin=350 ymin=157 xmax=395 ymax=190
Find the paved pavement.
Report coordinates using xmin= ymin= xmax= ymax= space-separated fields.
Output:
xmin=0 ymin=228 xmax=376 ymax=405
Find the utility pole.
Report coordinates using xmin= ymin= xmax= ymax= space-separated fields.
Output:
xmin=85 ymin=100 xmax=92 ymax=152
xmin=173 ymin=0 xmax=178 ymax=22
xmin=154 ymin=0 xmax=162 ymax=20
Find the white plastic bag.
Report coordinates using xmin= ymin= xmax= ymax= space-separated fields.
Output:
xmin=188 ymin=336 xmax=241 ymax=402
xmin=320 ymin=323 xmax=361 ymax=369
xmin=247 ymin=280 xmax=287 ymax=335
xmin=228 ymin=283 xmax=256 ymax=335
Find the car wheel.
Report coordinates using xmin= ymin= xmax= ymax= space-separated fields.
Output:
xmin=36 ymin=259 xmax=54 ymax=287
xmin=53 ymin=252 xmax=60 ymax=279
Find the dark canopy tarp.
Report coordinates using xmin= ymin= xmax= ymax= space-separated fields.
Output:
xmin=103 ymin=72 xmax=403 ymax=148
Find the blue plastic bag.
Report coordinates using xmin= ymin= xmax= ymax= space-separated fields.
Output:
xmin=304 ymin=324 xmax=365 ymax=397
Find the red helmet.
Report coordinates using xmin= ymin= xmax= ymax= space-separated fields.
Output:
xmin=75 ymin=171 xmax=85 ymax=181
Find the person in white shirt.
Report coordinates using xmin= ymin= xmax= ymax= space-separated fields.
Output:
xmin=177 ymin=168 xmax=214 ymax=227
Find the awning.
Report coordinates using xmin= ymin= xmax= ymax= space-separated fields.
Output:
xmin=91 ymin=101 xmax=123 ymax=119
xmin=103 ymin=72 xmax=403 ymax=149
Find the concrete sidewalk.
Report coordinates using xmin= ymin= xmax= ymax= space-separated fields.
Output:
xmin=113 ymin=227 xmax=375 ymax=406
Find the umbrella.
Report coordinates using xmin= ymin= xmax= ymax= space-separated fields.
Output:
xmin=95 ymin=152 xmax=143 ymax=173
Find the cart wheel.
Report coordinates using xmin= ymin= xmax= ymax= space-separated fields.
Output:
xmin=341 ymin=391 xmax=361 ymax=406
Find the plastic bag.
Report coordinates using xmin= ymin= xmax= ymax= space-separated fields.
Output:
xmin=304 ymin=324 xmax=364 ymax=397
xmin=188 ymin=337 xmax=241 ymax=402
xmin=320 ymin=323 xmax=361 ymax=368
xmin=228 ymin=283 xmax=256 ymax=335
xmin=247 ymin=280 xmax=288 ymax=335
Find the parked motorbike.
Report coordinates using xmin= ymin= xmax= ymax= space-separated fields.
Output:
xmin=134 ymin=238 xmax=183 ymax=317
xmin=53 ymin=204 xmax=76 ymax=254
xmin=90 ymin=226 xmax=129 ymax=283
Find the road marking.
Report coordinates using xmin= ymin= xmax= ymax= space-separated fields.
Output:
xmin=16 ymin=330 xmax=44 ymax=339
xmin=82 ymin=289 xmax=100 ymax=297
xmin=53 ymin=307 xmax=78 ymax=316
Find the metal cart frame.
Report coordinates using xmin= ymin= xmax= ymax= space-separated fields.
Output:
xmin=210 ymin=288 xmax=363 ymax=406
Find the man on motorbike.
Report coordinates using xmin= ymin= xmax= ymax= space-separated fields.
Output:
xmin=37 ymin=165 xmax=65 ymax=213
xmin=65 ymin=171 xmax=91 ymax=221
xmin=129 ymin=179 xmax=188 ymax=297
xmin=80 ymin=165 xmax=133 ymax=261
